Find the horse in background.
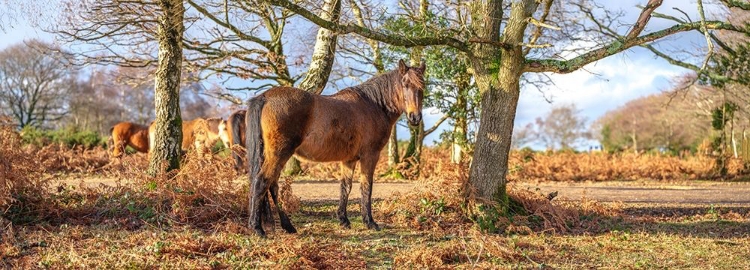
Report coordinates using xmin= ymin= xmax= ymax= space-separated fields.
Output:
xmin=224 ymin=109 xmax=247 ymax=172
xmin=245 ymin=60 xmax=425 ymax=237
xmin=110 ymin=122 xmax=151 ymax=158
xmin=148 ymin=117 xmax=230 ymax=156
xmin=198 ymin=117 xmax=231 ymax=154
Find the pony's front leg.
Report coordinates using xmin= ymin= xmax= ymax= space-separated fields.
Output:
xmin=112 ymin=138 xmax=126 ymax=158
xmin=359 ymin=155 xmax=380 ymax=231
xmin=338 ymin=161 xmax=357 ymax=228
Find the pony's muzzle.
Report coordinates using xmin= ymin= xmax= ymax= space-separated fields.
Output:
xmin=407 ymin=112 xmax=422 ymax=126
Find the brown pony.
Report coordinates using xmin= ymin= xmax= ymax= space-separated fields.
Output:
xmin=110 ymin=121 xmax=151 ymax=158
xmin=224 ymin=109 xmax=247 ymax=171
xmin=148 ymin=118 xmax=229 ymax=155
xmin=246 ymin=60 xmax=425 ymax=236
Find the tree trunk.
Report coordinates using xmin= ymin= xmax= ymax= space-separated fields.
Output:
xmin=731 ymin=116 xmax=738 ymax=158
xmin=147 ymin=0 xmax=184 ymax=176
xmin=284 ymin=0 xmax=342 ymax=176
xmin=451 ymin=79 xmax=469 ymax=164
xmin=468 ymin=0 xmax=537 ymax=201
xmin=401 ymin=121 xmax=424 ymax=172
xmin=631 ymin=115 xmax=638 ymax=154
xmin=451 ymin=111 xmax=467 ymax=164
xmin=388 ymin=127 xmax=399 ymax=166
xmin=297 ymin=0 xmax=341 ymax=95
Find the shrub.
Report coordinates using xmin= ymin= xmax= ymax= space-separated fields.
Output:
xmin=20 ymin=126 xmax=105 ymax=149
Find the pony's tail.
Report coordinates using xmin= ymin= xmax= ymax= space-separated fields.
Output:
xmin=246 ymin=96 xmax=266 ymax=179
xmin=246 ymin=96 xmax=274 ymax=233
xmin=230 ymin=111 xmax=246 ymax=171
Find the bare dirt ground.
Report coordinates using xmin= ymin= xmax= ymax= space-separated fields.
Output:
xmin=511 ymin=180 xmax=750 ymax=204
xmin=59 ymin=176 xmax=750 ymax=204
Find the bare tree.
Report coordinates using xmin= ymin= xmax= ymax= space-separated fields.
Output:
xmin=534 ymin=104 xmax=588 ymax=150
xmin=0 ymin=40 xmax=76 ymax=128
xmin=0 ymin=0 xmax=56 ymax=32
xmin=511 ymin=123 xmax=535 ymax=150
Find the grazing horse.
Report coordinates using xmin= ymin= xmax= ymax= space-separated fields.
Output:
xmin=148 ymin=118 xmax=229 ymax=156
xmin=224 ymin=109 xmax=247 ymax=171
xmin=246 ymin=60 xmax=425 ymax=236
xmin=198 ymin=117 xmax=231 ymax=153
xmin=110 ymin=122 xmax=151 ymax=158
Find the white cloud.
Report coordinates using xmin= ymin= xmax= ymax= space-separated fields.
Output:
xmin=515 ymin=50 xmax=688 ymax=149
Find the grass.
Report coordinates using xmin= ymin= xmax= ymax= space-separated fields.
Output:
xmin=3 ymin=200 xmax=749 ymax=269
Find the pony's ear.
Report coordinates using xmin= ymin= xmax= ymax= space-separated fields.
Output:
xmin=418 ymin=61 xmax=426 ymax=73
xmin=398 ymin=59 xmax=407 ymax=75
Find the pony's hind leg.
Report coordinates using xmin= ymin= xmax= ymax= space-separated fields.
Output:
xmin=338 ymin=160 xmax=357 ymax=228
xmin=249 ymin=175 xmax=279 ymax=236
xmin=358 ymin=154 xmax=380 ymax=231
xmin=250 ymin=151 xmax=296 ymax=236
xmin=269 ymin=181 xmax=296 ymax=233
xmin=249 ymin=172 xmax=270 ymax=237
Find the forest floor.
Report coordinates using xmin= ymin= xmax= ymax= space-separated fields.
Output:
xmin=3 ymin=177 xmax=749 ymax=269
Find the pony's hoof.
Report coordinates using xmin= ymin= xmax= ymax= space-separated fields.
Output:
xmin=339 ymin=220 xmax=351 ymax=229
xmin=253 ymin=228 xmax=267 ymax=238
xmin=366 ymin=222 xmax=380 ymax=231
xmin=282 ymin=224 xmax=297 ymax=234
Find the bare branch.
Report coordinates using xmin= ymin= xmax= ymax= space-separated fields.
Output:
xmin=265 ymin=0 xmax=469 ymax=51
xmin=625 ymin=0 xmax=663 ymax=40
xmin=424 ymin=113 xmax=450 ymax=136
xmin=524 ymin=21 xmax=743 ymax=73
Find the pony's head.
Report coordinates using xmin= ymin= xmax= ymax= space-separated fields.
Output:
xmin=397 ymin=59 xmax=426 ymax=126
xmin=218 ymin=119 xmax=231 ymax=146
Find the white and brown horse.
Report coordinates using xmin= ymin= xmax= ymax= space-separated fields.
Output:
xmin=149 ymin=118 xmax=231 ymax=156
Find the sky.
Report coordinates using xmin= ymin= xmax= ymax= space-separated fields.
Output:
xmin=0 ymin=0 xmax=723 ymax=149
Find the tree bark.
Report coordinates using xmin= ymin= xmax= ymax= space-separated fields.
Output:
xmin=147 ymin=0 xmax=184 ymax=176
xmin=297 ymin=0 xmax=341 ymax=95
xmin=401 ymin=121 xmax=424 ymax=173
xmin=451 ymin=93 xmax=467 ymax=164
xmin=388 ymin=127 xmax=399 ymax=167
xmin=468 ymin=0 xmax=536 ymax=201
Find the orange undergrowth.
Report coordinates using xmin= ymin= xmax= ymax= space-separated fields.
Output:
xmin=378 ymin=158 xmax=621 ymax=238
xmin=0 ymin=118 xmax=50 ymax=214
xmin=507 ymin=150 xmax=744 ymax=182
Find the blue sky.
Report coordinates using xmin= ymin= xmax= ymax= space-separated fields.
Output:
xmin=0 ymin=0 xmax=720 ymax=148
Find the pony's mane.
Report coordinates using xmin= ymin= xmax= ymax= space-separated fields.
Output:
xmin=344 ymin=69 xmax=423 ymax=115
